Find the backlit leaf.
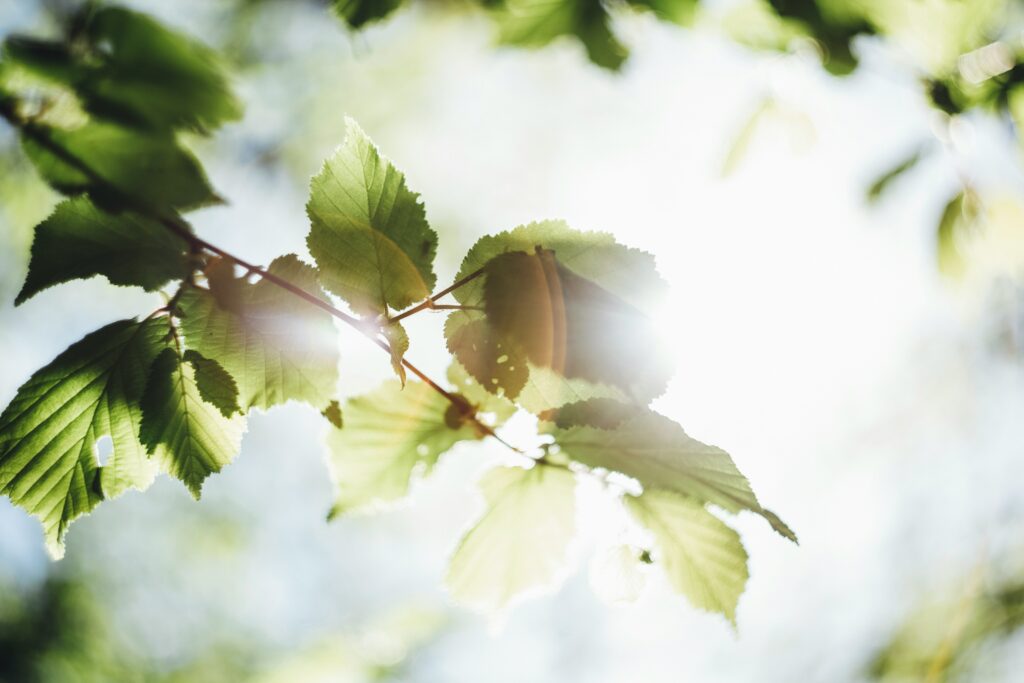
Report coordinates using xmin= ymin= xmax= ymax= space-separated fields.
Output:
xmin=445 ymin=464 xmax=577 ymax=612
xmin=0 ymin=318 xmax=168 ymax=557
xmin=307 ymin=119 xmax=437 ymax=316
xmin=179 ymin=255 xmax=340 ymax=412
xmin=447 ymin=220 xmax=668 ymax=409
xmin=139 ymin=345 xmax=246 ymax=498
xmin=626 ymin=490 xmax=749 ymax=624
xmin=552 ymin=409 xmax=797 ymax=542
xmin=327 ymin=380 xmax=484 ymax=516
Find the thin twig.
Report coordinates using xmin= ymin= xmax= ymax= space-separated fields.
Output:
xmin=388 ymin=267 xmax=485 ymax=323
xmin=0 ymin=103 xmax=515 ymax=452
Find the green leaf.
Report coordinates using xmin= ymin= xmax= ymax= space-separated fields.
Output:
xmin=322 ymin=400 xmax=344 ymax=429
xmin=0 ymin=318 xmax=168 ymax=557
xmin=182 ymin=350 xmax=240 ymax=418
xmin=492 ymin=0 xmax=629 ymax=70
xmin=446 ymin=360 xmax=517 ymax=424
xmin=332 ymin=0 xmax=405 ymax=28
xmin=482 ymin=247 xmax=668 ymax=399
xmin=515 ymin=365 xmax=626 ymax=415
xmin=179 ymin=255 xmax=340 ymax=412
xmin=447 ymin=220 xmax=668 ymax=409
xmin=445 ymin=464 xmax=577 ymax=612
xmin=383 ymin=322 xmax=409 ymax=385
xmin=139 ymin=346 xmax=246 ymax=498
xmin=538 ymin=397 xmax=642 ymax=429
xmin=937 ymin=190 xmax=980 ymax=278
xmin=626 ymin=0 xmax=699 ymax=26
xmin=306 ymin=119 xmax=437 ymax=316
xmin=445 ymin=313 xmax=529 ymax=400
xmin=625 ymin=490 xmax=749 ymax=624
xmin=4 ymin=6 xmax=242 ymax=134
xmin=326 ymin=380 xmax=483 ymax=516
xmin=552 ymin=409 xmax=797 ymax=542
xmin=21 ymin=120 xmax=217 ymax=212
xmin=866 ymin=147 xmax=924 ymax=203
xmin=15 ymin=197 xmax=191 ymax=305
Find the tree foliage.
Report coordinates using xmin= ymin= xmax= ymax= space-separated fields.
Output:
xmin=0 ymin=2 xmax=796 ymax=624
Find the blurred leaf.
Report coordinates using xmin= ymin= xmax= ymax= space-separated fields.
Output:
xmin=0 ymin=318 xmax=167 ymax=557
xmin=140 ymin=346 xmax=246 ymax=498
xmin=21 ymin=120 xmax=217 ymax=212
xmin=866 ymin=147 xmax=924 ymax=203
xmin=626 ymin=489 xmax=749 ymax=624
xmin=937 ymin=190 xmax=980 ymax=278
xmin=182 ymin=350 xmax=241 ymax=418
xmin=332 ymin=0 xmax=405 ymax=28
xmin=869 ymin=572 xmax=1024 ymax=681
xmin=446 ymin=464 xmax=577 ymax=611
xmin=15 ymin=197 xmax=191 ymax=305
xmin=492 ymin=0 xmax=628 ymax=70
xmin=327 ymin=380 xmax=484 ymax=516
xmin=4 ymin=6 xmax=241 ymax=134
xmin=307 ymin=118 xmax=437 ymax=316
xmin=721 ymin=97 xmax=774 ymax=177
xmin=552 ymin=408 xmax=797 ymax=542
xmin=627 ymin=0 xmax=699 ymax=26
xmin=766 ymin=0 xmax=876 ymax=74
xmin=179 ymin=255 xmax=340 ymax=412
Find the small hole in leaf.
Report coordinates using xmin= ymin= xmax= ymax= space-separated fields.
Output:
xmin=95 ymin=435 xmax=114 ymax=466
xmin=416 ymin=444 xmax=430 ymax=457
xmin=496 ymin=354 xmax=509 ymax=364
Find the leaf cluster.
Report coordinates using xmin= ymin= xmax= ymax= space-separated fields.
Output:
xmin=0 ymin=3 xmax=793 ymax=623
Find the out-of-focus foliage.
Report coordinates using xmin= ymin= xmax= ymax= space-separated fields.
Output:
xmin=0 ymin=570 xmax=445 ymax=683
xmin=869 ymin=569 xmax=1024 ymax=682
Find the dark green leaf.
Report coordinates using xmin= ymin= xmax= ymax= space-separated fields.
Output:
xmin=492 ymin=0 xmax=628 ymax=70
xmin=182 ymin=350 xmax=241 ymax=418
xmin=332 ymin=0 xmax=405 ymax=28
xmin=4 ymin=6 xmax=241 ymax=134
xmin=21 ymin=120 xmax=217 ymax=212
xmin=16 ymin=197 xmax=191 ymax=305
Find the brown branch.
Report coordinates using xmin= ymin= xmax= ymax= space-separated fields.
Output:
xmin=388 ymin=267 xmax=486 ymax=323
xmin=0 ymin=103 xmax=513 ymax=450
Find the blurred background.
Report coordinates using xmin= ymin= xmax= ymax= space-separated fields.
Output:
xmin=2 ymin=0 xmax=1024 ymax=680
